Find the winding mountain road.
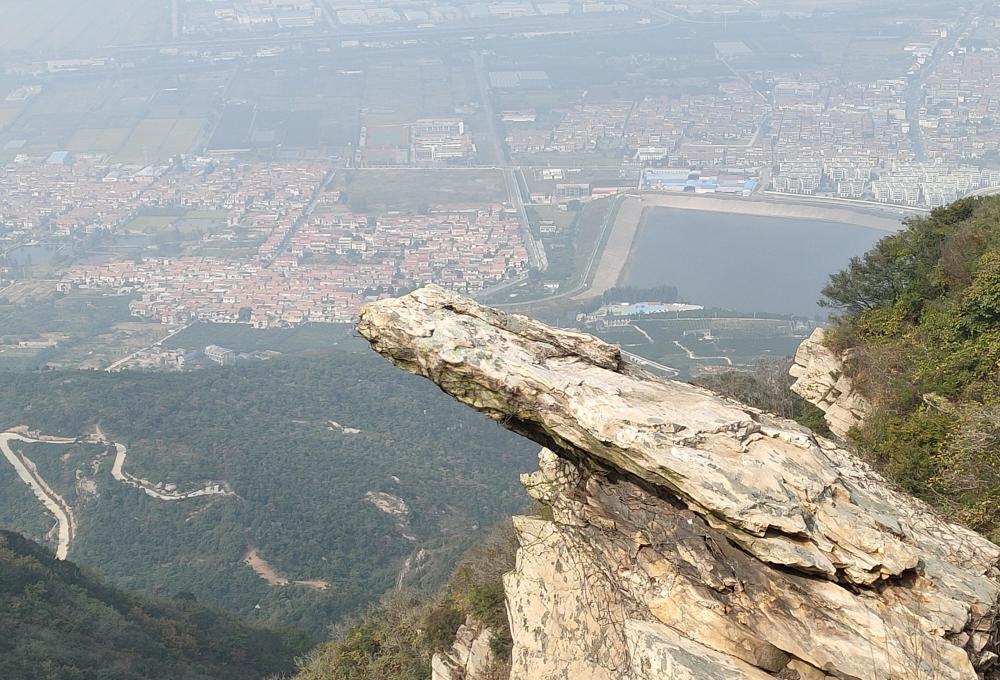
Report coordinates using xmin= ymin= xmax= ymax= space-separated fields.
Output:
xmin=1 ymin=426 xmax=236 ymax=559
xmin=0 ymin=432 xmax=76 ymax=559
xmin=96 ymin=424 xmax=233 ymax=501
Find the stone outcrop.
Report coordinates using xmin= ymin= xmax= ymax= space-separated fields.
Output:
xmin=431 ymin=617 xmax=496 ymax=680
xmin=790 ymin=327 xmax=871 ymax=438
xmin=358 ymin=285 xmax=1000 ymax=680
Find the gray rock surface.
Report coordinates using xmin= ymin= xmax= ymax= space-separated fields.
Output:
xmin=431 ymin=617 xmax=496 ymax=680
xmin=790 ymin=327 xmax=871 ymax=438
xmin=359 ymin=285 xmax=1000 ymax=680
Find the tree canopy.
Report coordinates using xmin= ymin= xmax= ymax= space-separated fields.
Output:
xmin=0 ymin=530 xmax=309 ymax=680
xmin=822 ymin=196 xmax=1000 ymax=540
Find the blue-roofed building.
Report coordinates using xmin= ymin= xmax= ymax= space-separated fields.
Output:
xmin=46 ymin=151 xmax=69 ymax=165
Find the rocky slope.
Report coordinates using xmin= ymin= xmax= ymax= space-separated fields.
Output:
xmin=358 ymin=285 xmax=1000 ymax=680
xmin=431 ymin=617 xmax=496 ymax=680
xmin=789 ymin=328 xmax=871 ymax=438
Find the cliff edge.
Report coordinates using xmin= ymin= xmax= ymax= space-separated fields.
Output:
xmin=789 ymin=328 xmax=871 ymax=439
xmin=357 ymin=285 xmax=1000 ymax=680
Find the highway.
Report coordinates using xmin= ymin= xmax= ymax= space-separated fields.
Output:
xmin=615 ymin=0 xmax=774 ymax=25
xmin=111 ymin=16 xmax=656 ymax=56
xmin=470 ymin=49 xmax=546 ymax=272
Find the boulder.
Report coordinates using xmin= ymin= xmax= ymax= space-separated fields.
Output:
xmin=432 ymin=617 xmax=496 ymax=680
xmin=790 ymin=327 xmax=871 ymax=438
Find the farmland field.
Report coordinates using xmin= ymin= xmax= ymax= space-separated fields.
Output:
xmin=66 ymin=127 xmax=132 ymax=155
xmin=117 ymin=118 xmax=206 ymax=163
xmin=0 ymin=0 xmax=170 ymax=54
xmin=334 ymin=169 xmax=507 ymax=212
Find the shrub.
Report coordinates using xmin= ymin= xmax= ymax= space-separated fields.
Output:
xmin=822 ymin=196 xmax=1000 ymax=537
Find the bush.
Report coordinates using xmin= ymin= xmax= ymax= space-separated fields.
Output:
xmin=294 ymin=522 xmax=521 ymax=680
xmin=822 ymin=195 xmax=1000 ymax=538
xmin=697 ymin=360 xmax=832 ymax=437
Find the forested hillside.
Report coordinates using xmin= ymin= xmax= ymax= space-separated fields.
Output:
xmin=0 ymin=529 xmax=307 ymax=680
xmin=293 ymin=521 xmax=518 ymax=680
xmin=0 ymin=343 xmax=537 ymax=636
xmin=820 ymin=196 xmax=1000 ymax=541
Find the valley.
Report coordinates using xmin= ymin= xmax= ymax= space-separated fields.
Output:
xmin=0 ymin=349 xmax=538 ymax=636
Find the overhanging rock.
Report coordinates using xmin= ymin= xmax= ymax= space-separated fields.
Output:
xmin=358 ymin=285 xmax=1000 ymax=680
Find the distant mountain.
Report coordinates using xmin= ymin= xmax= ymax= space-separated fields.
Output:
xmin=0 ymin=529 xmax=308 ymax=680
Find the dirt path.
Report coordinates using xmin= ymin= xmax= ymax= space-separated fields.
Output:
xmin=244 ymin=547 xmax=330 ymax=591
xmin=0 ymin=431 xmax=77 ymax=559
xmin=244 ymin=548 xmax=289 ymax=586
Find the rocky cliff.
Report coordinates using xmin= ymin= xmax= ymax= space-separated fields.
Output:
xmin=431 ymin=617 xmax=497 ymax=680
xmin=357 ymin=285 xmax=1000 ymax=680
xmin=790 ymin=328 xmax=871 ymax=439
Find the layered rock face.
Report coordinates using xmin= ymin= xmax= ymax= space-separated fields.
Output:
xmin=431 ymin=617 xmax=496 ymax=680
xmin=358 ymin=286 xmax=1000 ymax=680
xmin=790 ymin=328 xmax=871 ymax=438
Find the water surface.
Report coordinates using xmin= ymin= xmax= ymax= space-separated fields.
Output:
xmin=623 ymin=208 xmax=888 ymax=317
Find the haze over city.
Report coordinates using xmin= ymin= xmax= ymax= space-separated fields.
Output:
xmin=1 ymin=2 xmax=999 ymax=679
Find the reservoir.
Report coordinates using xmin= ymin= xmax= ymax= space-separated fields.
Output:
xmin=622 ymin=208 xmax=889 ymax=317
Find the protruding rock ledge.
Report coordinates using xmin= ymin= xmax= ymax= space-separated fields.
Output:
xmin=790 ymin=327 xmax=871 ymax=438
xmin=358 ymin=285 xmax=1000 ymax=680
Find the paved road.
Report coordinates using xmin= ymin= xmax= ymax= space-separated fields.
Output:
xmin=265 ymin=165 xmax=338 ymax=265
xmin=470 ymin=49 xmax=546 ymax=271
xmin=904 ymin=6 xmax=980 ymax=160
xmin=967 ymin=185 xmax=1000 ymax=198
xmin=672 ymin=339 xmax=733 ymax=366
xmin=114 ymin=17 xmax=642 ymax=55
xmin=492 ymin=194 xmax=625 ymax=309
xmin=620 ymin=350 xmax=679 ymax=377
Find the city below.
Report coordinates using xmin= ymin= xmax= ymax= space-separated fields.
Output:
xmin=2 ymin=0 xmax=999 ymax=335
